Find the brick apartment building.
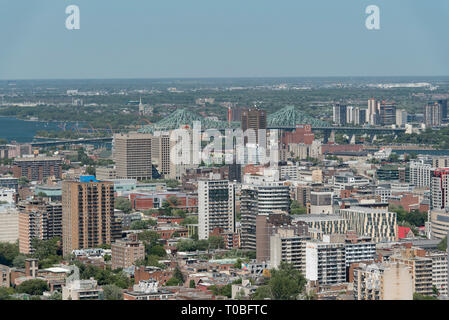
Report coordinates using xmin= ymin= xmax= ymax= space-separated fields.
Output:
xmin=13 ymin=156 xmax=62 ymax=181
xmin=62 ymin=178 xmax=121 ymax=256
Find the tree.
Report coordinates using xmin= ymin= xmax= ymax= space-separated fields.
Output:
xmin=149 ymin=245 xmax=166 ymax=257
xmin=31 ymin=237 xmax=62 ymax=268
xmin=180 ymin=216 xmax=198 ymax=226
xmin=0 ymin=287 xmax=15 ymax=300
xmin=0 ymin=242 xmax=20 ymax=266
xmin=31 ymin=237 xmax=60 ymax=260
xmin=413 ymin=293 xmax=438 ymax=300
xmin=102 ymin=284 xmax=123 ymax=300
xmin=166 ymin=180 xmax=179 ymax=189
xmin=138 ymin=230 xmax=160 ymax=243
xmin=167 ymin=195 xmax=180 ymax=208
xmin=173 ymin=266 xmax=185 ymax=284
xmin=47 ymin=291 xmax=62 ymax=300
xmin=189 ymin=280 xmax=196 ymax=288
xmin=12 ymin=254 xmax=27 ymax=268
xmin=165 ymin=277 xmax=183 ymax=286
xmin=252 ymin=262 xmax=306 ymax=300
xmin=438 ymin=236 xmax=447 ymax=252
xmin=86 ymin=166 xmax=96 ymax=176
xmin=18 ymin=177 xmax=29 ymax=186
xmin=290 ymin=200 xmax=307 ymax=215
xmin=115 ymin=197 xmax=132 ymax=214
xmin=17 ymin=279 xmax=49 ymax=296
xmin=208 ymin=236 xmax=224 ymax=249
xmin=130 ymin=220 xmax=156 ymax=230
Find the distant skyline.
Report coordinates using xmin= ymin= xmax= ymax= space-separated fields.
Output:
xmin=1 ymin=0 xmax=449 ymax=80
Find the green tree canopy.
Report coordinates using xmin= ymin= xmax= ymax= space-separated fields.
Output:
xmin=102 ymin=284 xmax=124 ymax=300
xmin=115 ymin=197 xmax=132 ymax=214
xmin=252 ymin=262 xmax=306 ymax=300
xmin=0 ymin=242 xmax=19 ymax=267
xmin=17 ymin=279 xmax=49 ymax=296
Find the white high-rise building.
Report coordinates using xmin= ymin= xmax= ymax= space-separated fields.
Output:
xmin=0 ymin=205 xmax=19 ymax=243
xmin=396 ymin=109 xmax=408 ymax=127
xmin=198 ymin=180 xmax=235 ymax=240
xmin=305 ymin=239 xmax=346 ymax=285
xmin=410 ymin=161 xmax=432 ymax=188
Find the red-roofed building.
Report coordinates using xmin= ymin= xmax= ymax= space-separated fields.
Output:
xmin=398 ymin=226 xmax=414 ymax=239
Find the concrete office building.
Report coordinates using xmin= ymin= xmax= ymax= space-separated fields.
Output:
xmin=338 ymin=206 xmax=397 ymax=243
xmin=62 ymin=179 xmax=117 ymax=256
xmin=114 ymin=133 xmax=153 ymax=180
xmin=293 ymin=214 xmax=349 ymax=240
xmin=198 ymin=180 xmax=235 ymax=240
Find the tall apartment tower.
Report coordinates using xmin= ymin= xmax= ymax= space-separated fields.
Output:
xmin=378 ymin=101 xmax=396 ymax=126
xmin=198 ymin=180 xmax=235 ymax=240
xmin=438 ymin=99 xmax=448 ymax=120
xmin=424 ymin=102 xmax=442 ymax=127
xmin=241 ymin=108 xmax=267 ymax=145
xmin=430 ymin=168 xmax=449 ymax=210
xmin=114 ymin=133 xmax=153 ymax=180
xmin=62 ymin=179 xmax=116 ymax=256
xmin=255 ymin=213 xmax=295 ymax=262
xmin=151 ymin=133 xmax=171 ymax=178
xmin=396 ymin=109 xmax=408 ymax=127
xmin=410 ymin=161 xmax=432 ymax=188
xmin=367 ymin=98 xmax=379 ymax=125
xmin=333 ymin=103 xmax=347 ymax=126
xmin=18 ymin=199 xmax=62 ymax=254
xmin=240 ymin=182 xmax=291 ymax=250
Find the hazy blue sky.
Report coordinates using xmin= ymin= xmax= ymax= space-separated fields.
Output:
xmin=0 ymin=0 xmax=448 ymax=79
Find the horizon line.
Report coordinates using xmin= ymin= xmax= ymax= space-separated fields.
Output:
xmin=1 ymin=75 xmax=449 ymax=82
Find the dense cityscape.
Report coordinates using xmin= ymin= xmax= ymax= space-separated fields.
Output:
xmin=0 ymin=77 xmax=448 ymax=301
